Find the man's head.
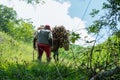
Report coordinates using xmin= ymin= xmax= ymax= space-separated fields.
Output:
xmin=44 ymin=25 xmax=51 ymax=30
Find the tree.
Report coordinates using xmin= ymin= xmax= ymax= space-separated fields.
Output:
xmin=7 ymin=19 xmax=34 ymax=42
xmin=0 ymin=4 xmax=34 ymax=42
xmin=0 ymin=5 xmax=17 ymax=32
xmin=87 ymin=0 xmax=120 ymax=79
xmin=88 ymin=0 xmax=120 ymax=34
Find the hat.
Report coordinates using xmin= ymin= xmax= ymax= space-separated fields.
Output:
xmin=44 ymin=25 xmax=51 ymax=30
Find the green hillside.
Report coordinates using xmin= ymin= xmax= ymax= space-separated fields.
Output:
xmin=0 ymin=31 xmax=88 ymax=80
xmin=0 ymin=31 xmax=120 ymax=80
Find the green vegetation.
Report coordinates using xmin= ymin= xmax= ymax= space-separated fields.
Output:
xmin=0 ymin=4 xmax=34 ymax=42
xmin=0 ymin=0 xmax=120 ymax=79
xmin=0 ymin=31 xmax=88 ymax=80
xmin=1 ymin=30 xmax=120 ymax=80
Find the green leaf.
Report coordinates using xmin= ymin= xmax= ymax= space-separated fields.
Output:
xmin=90 ymin=9 xmax=99 ymax=17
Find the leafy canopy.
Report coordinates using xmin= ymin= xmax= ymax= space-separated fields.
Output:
xmin=88 ymin=0 xmax=120 ymax=34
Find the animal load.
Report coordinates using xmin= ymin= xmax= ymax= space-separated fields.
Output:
xmin=52 ymin=25 xmax=69 ymax=51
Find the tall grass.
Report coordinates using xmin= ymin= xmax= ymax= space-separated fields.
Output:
xmin=2 ymin=30 xmax=119 ymax=80
xmin=0 ymin=32 xmax=88 ymax=80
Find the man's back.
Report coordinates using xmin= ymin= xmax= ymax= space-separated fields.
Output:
xmin=37 ymin=29 xmax=50 ymax=45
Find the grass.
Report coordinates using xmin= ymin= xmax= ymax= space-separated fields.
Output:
xmin=1 ymin=31 xmax=119 ymax=80
xmin=0 ymin=31 xmax=89 ymax=80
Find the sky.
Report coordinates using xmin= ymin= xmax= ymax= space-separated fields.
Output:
xmin=0 ymin=0 xmax=106 ymax=46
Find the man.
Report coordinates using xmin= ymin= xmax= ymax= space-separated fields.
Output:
xmin=33 ymin=25 xmax=53 ymax=62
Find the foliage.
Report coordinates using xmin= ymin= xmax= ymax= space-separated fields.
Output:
xmin=1 ymin=30 xmax=120 ymax=79
xmin=0 ymin=31 xmax=89 ymax=80
xmin=1 ymin=0 xmax=120 ymax=79
xmin=69 ymin=31 xmax=80 ymax=43
xmin=88 ymin=0 xmax=120 ymax=34
xmin=7 ymin=19 xmax=34 ymax=42
xmin=86 ymin=0 xmax=120 ymax=79
xmin=90 ymin=9 xmax=99 ymax=17
xmin=0 ymin=4 xmax=34 ymax=42
xmin=0 ymin=5 xmax=17 ymax=32
xmin=84 ymin=35 xmax=120 ymax=79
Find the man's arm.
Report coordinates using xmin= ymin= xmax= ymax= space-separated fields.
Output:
xmin=33 ymin=31 xmax=38 ymax=49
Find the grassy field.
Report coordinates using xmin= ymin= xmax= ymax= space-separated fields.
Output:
xmin=0 ymin=32 xmax=89 ymax=80
xmin=1 ymin=31 xmax=119 ymax=80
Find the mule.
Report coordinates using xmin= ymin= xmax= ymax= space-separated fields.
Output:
xmin=51 ymin=25 xmax=69 ymax=62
